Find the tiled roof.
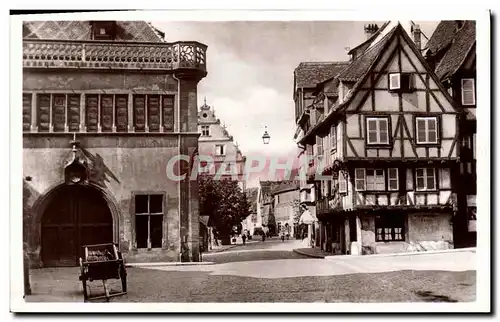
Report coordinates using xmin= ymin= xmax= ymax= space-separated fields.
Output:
xmin=260 ymin=180 xmax=278 ymax=197
xmin=246 ymin=188 xmax=259 ymax=213
xmin=337 ymin=29 xmax=394 ymax=82
xmin=425 ymin=21 xmax=461 ymax=57
xmin=23 ymin=21 xmax=165 ymax=42
xmin=294 ymin=62 xmax=350 ymax=88
xmin=434 ymin=21 xmax=476 ymax=80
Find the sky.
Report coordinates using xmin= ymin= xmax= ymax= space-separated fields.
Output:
xmin=152 ymin=20 xmax=439 ymax=186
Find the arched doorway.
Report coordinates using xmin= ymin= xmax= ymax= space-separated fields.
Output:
xmin=41 ymin=185 xmax=113 ymax=267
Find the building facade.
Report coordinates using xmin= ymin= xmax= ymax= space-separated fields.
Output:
xmin=22 ymin=21 xmax=207 ymax=267
xmin=424 ymin=20 xmax=477 ymax=247
xmin=241 ymin=187 xmax=259 ymax=236
xmin=197 ymin=99 xmax=246 ymax=190
xmin=272 ymin=181 xmax=300 ymax=238
xmin=295 ymin=23 xmax=464 ymax=255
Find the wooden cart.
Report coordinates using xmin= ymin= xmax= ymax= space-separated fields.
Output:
xmin=79 ymin=243 xmax=127 ymax=302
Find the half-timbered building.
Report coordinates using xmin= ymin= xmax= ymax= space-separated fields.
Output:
xmin=424 ymin=20 xmax=476 ymax=248
xmin=22 ymin=21 xmax=207 ymax=266
xmin=297 ymin=23 xmax=463 ymax=255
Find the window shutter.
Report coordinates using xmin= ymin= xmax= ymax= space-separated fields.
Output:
xmin=331 ymin=125 xmax=337 ymax=151
xmin=147 ymin=95 xmax=161 ymax=132
xmin=367 ymin=119 xmax=378 ymax=144
xmin=52 ymin=94 xmax=66 ymax=132
xmin=355 ymin=168 xmax=365 ymax=191
xmin=133 ymin=95 xmax=146 ymax=132
xmin=461 ymin=79 xmax=475 ymax=105
xmin=428 ymin=118 xmax=437 ymax=143
xmin=389 ymin=73 xmax=401 ymax=89
xmin=85 ymin=94 xmax=99 ymax=132
xmin=339 ymin=172 xmax=347 ymax=193
xmin=388 ymin=168 xmax=398 ymax=190
xmin=316 ymin=136 xmax=323 ymax=156
xmin=100 ymin=95 xmax=114 ymax=132
xmin=22 ymin=93 xmax=32 ymax=131
xmin=416 ymin=119 xmax=426 ymax=143
xmin=379 ymin=119 xmax=388 ymax=144
xmin=162 ymin=95 xmax=175 ymax=132
xmin=115 ymin=95 xmax=128 ymax=132
xmin=67 ymin=94 xmax=81 ymax=132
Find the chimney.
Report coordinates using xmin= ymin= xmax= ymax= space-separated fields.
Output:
xmin=364 ymin=23 xmax=379 ymax=40
xmin=412 ymin=24 xmax=422 ymax=50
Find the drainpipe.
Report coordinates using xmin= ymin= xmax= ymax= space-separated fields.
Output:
xmin=172 ymin=73 xmax=184 ymax=261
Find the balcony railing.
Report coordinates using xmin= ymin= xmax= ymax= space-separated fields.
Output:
xmin=23 ymin=39 xmax=207 ymax=73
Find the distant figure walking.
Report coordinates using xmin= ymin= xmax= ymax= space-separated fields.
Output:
xmin=281 ymin=231 xmax=285 ymax=242
xmin=261 ymin=233 xmax=266 ymax=242
xmin=242 ymin=234 xmax=247 ymax=245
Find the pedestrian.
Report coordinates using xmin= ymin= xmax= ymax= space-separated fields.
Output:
xmin=281 ymin=231 xmax=285 ymax=242
xmin=242 ymin=233 xmax=247 ymax=245
xmin=261 ymin=232 xmax=265 ymax=242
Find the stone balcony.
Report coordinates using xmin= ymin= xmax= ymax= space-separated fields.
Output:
xmin=22 ymin=39 xmax=207 ymax=75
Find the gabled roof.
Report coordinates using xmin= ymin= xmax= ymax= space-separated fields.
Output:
xmin=298 ymin=23 xmax=462 ymax=145
xmin=294 ymin=62 xmax=350 ymax=88
xmin=425 ymin=21 xmax=461 ymax=57
xmin=434 ymin=21 xmax=476 ymax=80
xmin=337 ymin=30 xmax=394 ymax=82
xmin=347 ymin=21 xmax=390 ymax=55
xmin=23 ymin=21 xmax=165 ymax=42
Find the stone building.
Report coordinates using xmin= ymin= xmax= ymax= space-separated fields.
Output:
xmin=272 ymin=181 xmax=300 ymax=238
xmin=22 ymin=20 xmax=208 ymax=266
xmin=197 ymin=99 xmax=246 ymax=190
xmin=295 ymin=22 xmax=463 ymax=255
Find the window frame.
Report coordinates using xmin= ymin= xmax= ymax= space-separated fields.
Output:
xmin=316 ymin=135 xmax=324 ymax=157
xmin=415 ymin=116 xmax=439 ymax=145
xmin=388 ymin=73 xmax=401 ymax=90
xmin=215 ymin=144 xmax=225 ymax=156
xmin=330 ymin=125 xmax=337 ymax=153
xmin=388 ymin=168 xmax=399 ymax=191
xmin=375 ymin=215 xmax=405 ymax=242
xmin=365 ymin=116 xmax=391 ymax=146
xmin=201 ymin=125 xmax=210 ymax=136
xmin=133 ymin=193 xmax=165 ymax=250
xmin=415 ymin=168 xmax=437 ymax=191
xmin=461 ymin=78 xmax=476 ymax=106
xmin=338 ymin=171 xmax=348 ymax=194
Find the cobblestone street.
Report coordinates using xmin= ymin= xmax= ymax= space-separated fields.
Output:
xmin=25 ymin=240 xmax=476 ymax=303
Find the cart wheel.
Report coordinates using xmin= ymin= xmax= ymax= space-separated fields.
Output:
xmin=79 ymin=258 xmax=88 ymax=302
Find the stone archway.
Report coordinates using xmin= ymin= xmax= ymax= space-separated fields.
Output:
xmin=40 ymin=184 xmax=115 ymax=267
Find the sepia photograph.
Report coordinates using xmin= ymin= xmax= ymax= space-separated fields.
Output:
xmin=9 ymin=8 xmax=491 ymax=313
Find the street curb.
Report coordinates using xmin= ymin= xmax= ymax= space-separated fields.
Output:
xmin=125 ymin=261 xmax=215 ymax=267
xmin=293 ymin=248 xmax=326 ymax=259
xmin=324 ymin=247 xmax=476 ymax=260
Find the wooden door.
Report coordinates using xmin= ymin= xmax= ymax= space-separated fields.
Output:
xmin=41 ymin=185 xmax=113 ymax=267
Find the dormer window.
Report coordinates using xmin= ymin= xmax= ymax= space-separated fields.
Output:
xmin=91 ymin=21 xmax=117 ymax=40
xmin=388 ymin=73 xmax=414 ymax=93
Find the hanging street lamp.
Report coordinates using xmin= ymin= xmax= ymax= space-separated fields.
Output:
xmin=262 ymin=126 xmax=271 ymax=145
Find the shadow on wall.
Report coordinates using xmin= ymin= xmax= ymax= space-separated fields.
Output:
xmin=80 ymin=149 xmax=121 ymax=187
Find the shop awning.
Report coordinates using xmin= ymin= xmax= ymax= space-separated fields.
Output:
xmin=299 ymin=210 xmax=316 ymax=224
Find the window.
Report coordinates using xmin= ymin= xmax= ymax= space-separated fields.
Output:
xmin=388 ymin=168 xmax=399 ymax=191
xmin=366 ymin=117 xmax=389 ymax=145
xmin=316 ymin=136 xmax=324 ymax=157
xmin=416 ymin=117 xmax=438 ymax=144
xmin=416 ymin=168 xmax=437 ymax=191
xmin=135 ymin=194 xmax=164 ymax=249
xmin=389 ymin=73 xmax=401 ymax=90
xmin=201 ymin=125 xmax=210 ymax=136
xmin=355 ymin=168 xmax=366 ymax=191
xmin=355 ymin=168 xmax=386 ymax=191
xmin=23 ymin=93 xmax=32 ymax=131
xmin=215 ymin=145 xmax=225 ymax=156
xmin=366 ymin=169 xmax=385 ymax=191
xmin=36 ymin=93 xmax=82 ymax=132
xmin=338 ymin=171 xmax=347 ymax=193
xmin=375 ymin=215 xmax=405 ymax=242
xmin=133 ymin=94 xmax=174 ymax=133
xmin=461 ymin=78 xmax=475 ymax=106
xmin=388 ymin=73 xmax=414 ymax=92
xmin=330 ymin=125 xmax=337 ymax=152
xmin=275 ymin=195 xmax=280 ymax=204
xmin=91 ymin=21 xmax=117 ymax=40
